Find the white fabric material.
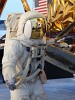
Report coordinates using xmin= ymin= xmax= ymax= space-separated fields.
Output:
xmin=2 ymin=12 xmax=47 ymax=100
xmin=15 ymin=55 xmax=31 ymax=88
xmin=16 ymin=11 xmax=46 ymax=47
xmin=5 ymin=13 xmax=22 ymax=44
xmin=2 ymin=40 xmax=25 ymax=81
xmin=10 ymin=79 xmax=47 ymax=100
xmin=17 ymin=11 xmax=46 ymax=36
xmin=4 ymin=11 xmax=46 ymax=47
xmin=2 ymin=39 xmax=47 ymax=100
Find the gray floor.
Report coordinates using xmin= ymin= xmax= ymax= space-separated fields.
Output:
xmin=0 ymin=78 xmax=75 ymax=100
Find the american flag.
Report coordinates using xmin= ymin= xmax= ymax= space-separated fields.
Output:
xmin=34 ymin=0 xmax=48 ymax=16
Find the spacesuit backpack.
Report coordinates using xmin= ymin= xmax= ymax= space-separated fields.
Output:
xmin=5 ymin=13 xmax=22 ymax=44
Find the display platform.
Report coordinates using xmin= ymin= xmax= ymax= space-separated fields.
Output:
xmin=0 ymin=78 xmax=75 ymax=100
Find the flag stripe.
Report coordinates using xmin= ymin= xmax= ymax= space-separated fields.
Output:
xmin=39 ymin=0 xmax=47 ymax=3
xmin=35 ymin=6 xmax=47 ymax=10
xmin=35 ymin=9 xmax=47 ymax=12
xmin=35 ymin=5 xmax=47 ymax=9
xmin=35 ymin=11 xmax=47 ymax=14
xmin=39 ymin=3 xmax=47 ymax=6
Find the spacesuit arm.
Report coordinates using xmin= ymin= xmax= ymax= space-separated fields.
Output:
xmin=2 ymin=40 xmax=23 ymax=83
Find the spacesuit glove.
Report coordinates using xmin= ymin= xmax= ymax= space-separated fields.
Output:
xmin=6 ymin=79 xmax=16 ymax=91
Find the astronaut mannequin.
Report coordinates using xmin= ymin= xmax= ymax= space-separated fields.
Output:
xmin=2 ymin=11 xmax=48 ymax=100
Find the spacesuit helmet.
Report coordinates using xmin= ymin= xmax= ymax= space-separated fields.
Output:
xmin=16 ymin=11 xmax=46 ymax=46
xmin=24 ymin=17 xmax=46 ymax=39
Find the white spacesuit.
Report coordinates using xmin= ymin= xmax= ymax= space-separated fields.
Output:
xmin=2 ymin=11 xmax=48 ymax=100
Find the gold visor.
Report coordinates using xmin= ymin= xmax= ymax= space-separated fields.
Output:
xmin=30 ymin=18 xmax=46 ymax=39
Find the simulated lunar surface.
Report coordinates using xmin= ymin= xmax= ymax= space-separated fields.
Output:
xmin=0 ymin=78 xmax=75 ymax=100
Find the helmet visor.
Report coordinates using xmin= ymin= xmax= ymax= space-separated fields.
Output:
xmin=30 ymin=18 xmax=46 ymax=39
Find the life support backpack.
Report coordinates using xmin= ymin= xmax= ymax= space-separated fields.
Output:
xmin=5 ymin=13 xmax=22 ymax=44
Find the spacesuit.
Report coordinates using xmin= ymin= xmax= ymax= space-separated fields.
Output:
xmin=2 ymin=11 xmax=48 ymax=100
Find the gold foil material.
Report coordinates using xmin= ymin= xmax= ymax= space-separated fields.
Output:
xmin=47 ymin=0 xmax=75 ymax=33
xmin=21 ymin=0 xmax=31 ymax=12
